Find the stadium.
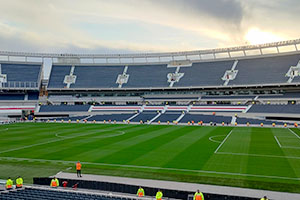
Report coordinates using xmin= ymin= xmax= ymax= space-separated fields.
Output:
xmin=0 ymin=38 xmax=300 ymax=199
xmin=1 ymin=1 xmax=300 ymax=199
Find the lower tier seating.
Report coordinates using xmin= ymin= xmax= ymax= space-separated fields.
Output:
xmin=0 ymin=187 xmax=131 ymax=200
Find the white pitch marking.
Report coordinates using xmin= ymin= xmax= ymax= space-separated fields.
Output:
xmin=274 ymin=136 xmax=282 ymax=148
xmin=215 ymin=151 xmax=300 ymax=160
xmin=209 ymin=135 xmax=225 ymax=143
xmin=214 ymin=130 xmax=233 ymax=153
xmin=0 ymin=156 xmax=299 ymax=181
xmin=288 ymin=128 xmax=300 ymax=140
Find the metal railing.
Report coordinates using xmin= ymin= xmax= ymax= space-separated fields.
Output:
xmin=0 ymin=81 xmax=38 ymax=88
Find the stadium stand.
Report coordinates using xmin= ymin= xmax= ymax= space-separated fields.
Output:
xmin=124 ymin=64 xmax=173 ymax=88
xmin=47 ymin=65 xmax=72 ymax=88
xmin=0 ymin=94 xmax=25 ymax=100
xmin=248 ymin=104 xmax=300 ymax=114
xmin=235 ymin=117 xmax=287 ymax=125
xmin=180 ymin=114 xmax=232 ymax=124
xmin=0 ymin=187 xmax=142 ymax=200
xmin=229 ymin=54 xmax=300 ymax=85
xmin=0 ymin=62 xmax=41 ymax=88
xmin=71 ymin=65 xmax=124 ymax=88
xmin=39 ymin=105 xmax=91 ymax=112
xmin=153 ymin=112 xmax=182 ymax=122
xmin=174 ymin=60 xmax=234 ymax=87
xmin=88 ymin=114 xmax=134 ymax=122
xmin=130 ymin=112 xmax=158 ymax=122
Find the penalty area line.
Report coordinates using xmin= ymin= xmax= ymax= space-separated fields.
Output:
xmin=274 ymin=136 xmax=282 ymax=148
xmin=0 ymin=156 xmax=299 ymax=181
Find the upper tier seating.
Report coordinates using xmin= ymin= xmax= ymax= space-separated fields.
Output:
xmin=39 ymin=105 xmax=90 ymax=112
xmin=229 ymin=54 xmax=300 ymax=85
xmin=174 ymin=60 xmax=234 ymax=87
xmin=248 ymin=104 xmax=300 ymax=114
xmin=124 ymin=64 xmax=173 ymax=88
xmin=48 ymin=65 xmax=71 ymax=88
xmin=0 ymin=62 xmax=41 ymax=88
xmin=47 ymin=53 xmax=300 ymax=89
xmin=71 ymin=65 xmax=124 ymax=88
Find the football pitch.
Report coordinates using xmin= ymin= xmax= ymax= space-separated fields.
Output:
xmin=1 ymin=122 xmax=300 ymax=193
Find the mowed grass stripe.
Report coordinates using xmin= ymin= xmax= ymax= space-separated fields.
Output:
xmin=129 ymin=126 xmax=216 ymax=167
xmin=0 ymin=124 xmax=134 ymax=157
xmin=83 ymin=125 xmax=179 ymax=163
xmin=274 ymin=128 xmax=300 ymax=179
xmin=164 ymin=127 xmax=232 ymax=170
xmin=37 ymin=124 xmax=142 ymax=160
xmin=0 ymin=123 xmax=118 ymax=151
xmin=203 ymin=127 xmax=250 ymax=176
xmin=246 ymin=128 xmax=298 ymax=181
xmin=3 ymin=124 xmax=140 ymax=159
xmin=98 ymin=125 xmax=189 ymax=165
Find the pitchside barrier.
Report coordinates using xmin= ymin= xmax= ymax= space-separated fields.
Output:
xmin=33 ymin=177 xmax=258 ymax=200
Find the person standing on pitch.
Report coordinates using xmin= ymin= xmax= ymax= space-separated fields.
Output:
xmin=136 ymin=186 xmax=145 ymax=197
xmin=156 ymin=189 xmax=163 ymax=200
xmin=194 ymin=190 xmax=204 ymax=200
xmin=76 ymin=161 xmax=82 ymax=177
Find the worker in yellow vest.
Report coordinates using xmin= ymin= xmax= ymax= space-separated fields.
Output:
xmin=16 ymin=176 xmax=23 ymax=188
xmin=76 ymin=161 xmax=82 ymax=177
xmin=156 ymin=189 xmax=163 ymax=200
xmin=50 ymin=177 xmax=59 ymax=188
xmin=6 ymin=177 xmax=13 ymax=190
xmin=136 ymin=186 xmax=145 ymax=197
xmin=261 ymin=196 xmax=268 ymax=200
xmin=194 ymin=190 xmax=204 ymax=200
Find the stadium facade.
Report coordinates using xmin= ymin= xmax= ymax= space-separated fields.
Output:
xmin=0 ymin=39 xmax=300 ymax=125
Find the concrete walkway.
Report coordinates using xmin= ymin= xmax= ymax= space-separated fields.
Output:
xmin=54 ymin=172 xmax=300 ymax=200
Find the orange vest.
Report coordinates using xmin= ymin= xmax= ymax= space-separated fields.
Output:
xmin=76 ymin=162 xmax=82 ymax=170
xmin=138 ymin=192 xmax=143 ymax=197
xmin=195 ymin=194 xmax=202 ymax=200
xmin=16 ymin=184 xmax=23 ymax=187
xmin=6 ymin=185 xmax=12 ymax=189
xmin=51 ymin=180 xmax=57 ymax=187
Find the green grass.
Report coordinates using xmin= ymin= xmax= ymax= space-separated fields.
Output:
xmin=1 ymin=122 xmax=300 ymax=193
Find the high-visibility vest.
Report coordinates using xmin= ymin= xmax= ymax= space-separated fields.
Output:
xmin=137 ymin=188 xmax=145 ymax=196
xmin=194 ymin=192 xmax=204 ymax=200
xmin=76 ymin=162 xmax=82 ymax=170
xmin=260 ymin=198 xmax=268 ymax=200
xmin=156 ymin=191 xmax=163 ymax=200
xmin=50 ymin=179 xmax=59 ymax=187
xmin=16 ymin=177 xmax=23 ymax=187
xmin=6 ymin=179 xmax=13 ymax=189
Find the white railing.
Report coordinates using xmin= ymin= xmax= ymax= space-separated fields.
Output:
xmin=0 ymin=38 xmax=299 ymax=64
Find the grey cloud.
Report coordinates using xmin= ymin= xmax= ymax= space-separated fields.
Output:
xmin=158 ymin=0 xmax=244 ymax=26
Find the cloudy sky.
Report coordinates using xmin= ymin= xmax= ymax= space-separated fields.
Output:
xmin=0 ymin=0 xmax=299 ymax=54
